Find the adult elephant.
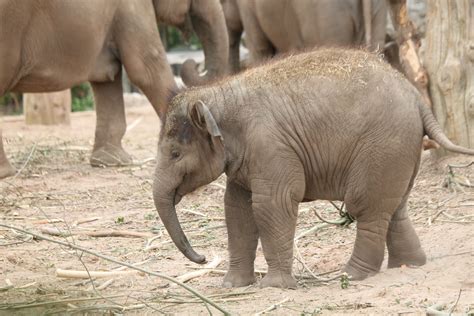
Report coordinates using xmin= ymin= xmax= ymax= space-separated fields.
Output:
xmin=221 ymin=0 xmax=387 ymax=73
xmin=0 ymin=0 xmax=229 ymax=179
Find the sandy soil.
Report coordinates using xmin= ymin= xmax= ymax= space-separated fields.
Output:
xmin=0 ymin=104 xmax=473 ymax=315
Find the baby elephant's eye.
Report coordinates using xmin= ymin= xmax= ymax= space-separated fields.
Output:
xmin=171 ymin=150 xmax=181 ymax=160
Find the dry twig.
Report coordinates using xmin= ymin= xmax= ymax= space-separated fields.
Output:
xmin=173 ymin=256 xmax=222 ymax=285
xmin=0 ymin=223 xmax=230 ymax=315
xmin=255 ymin=297 xmax=290 ymax=315
xmin=56 ymin=269 xmax=143 ymax=279
xmin=40 ymin=226 xmax=153 ymax=238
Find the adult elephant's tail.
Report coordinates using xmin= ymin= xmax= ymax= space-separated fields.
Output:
xmin=418 ymin=102 xmax=474 ymax=155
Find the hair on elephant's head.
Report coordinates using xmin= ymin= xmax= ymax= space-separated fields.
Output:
xmin=153 ymin=0 xmax=229 ymax=86
xmin=153 ymin=94 xmax=225 ymax=263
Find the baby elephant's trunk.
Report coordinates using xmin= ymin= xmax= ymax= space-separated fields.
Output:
xmin=153 ymin=184 xmax=206 ymax=264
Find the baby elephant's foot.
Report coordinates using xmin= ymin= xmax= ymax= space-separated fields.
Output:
xmin=222 ymin=269 xmax=256 ymax=288
xmin=388 ymin=248 xmax=427 ymax=269
xmin=343 ymin=263 xmax=377 ymax=281
xmin=260 ymin=271 xmax=297 ymax=289
xmin=90 ymin=144 xmax=132 ymax=167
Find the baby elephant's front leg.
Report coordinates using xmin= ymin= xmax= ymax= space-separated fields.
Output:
xmin=252 ymin=191 xmax=299 ymax=289
xmin=223 ymin=181 xmax=259 ymax=288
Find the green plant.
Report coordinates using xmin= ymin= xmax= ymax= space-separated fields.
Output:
xmin=115 ymin=216 xmax=125 ymax=224
xmin=71 ymin=83 xmax=94 ymax=112
xmin=340 ymin=273 xmax=350 ymax=289
xmin=0 ymin=93 xmax=22 ymax=115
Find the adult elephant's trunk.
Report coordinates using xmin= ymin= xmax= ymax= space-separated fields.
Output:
xmin=153 ymin=176 xmax=206 ymax=264
xmin=181 ymin=0 xmax=229 ymax=86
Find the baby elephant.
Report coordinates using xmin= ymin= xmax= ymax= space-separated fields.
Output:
xmin=153 ymin=48 xmax=474 ymax=288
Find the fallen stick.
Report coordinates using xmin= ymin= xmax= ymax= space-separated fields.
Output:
xmin=84 ymin=230 xmax=153 ymax=238
xmin=294 ymin=223 xmax=330 ymax=241
xmin=73 ymin=259 xmax=152 ymax=286
xmin=0 ymin=279 xmax=13 ymax=292
xmin=11 ymin=143 xmax=37 ymax=180
xmin=255 ymin=297 xmax=290 ymax=316
xmin=173 ymin=256 xmax=222 ymax=285
xmin=33 ymin=218 xmax=64 ymax=224
xmin=210 ymin=182 xmax=226 ymax=190
xmin=40 ymin=226 xmax=70 ymax=237
xmin=88 ymin=278 xmax=115 ymax=291
xmin=426 ymin=303 xmax=449 ymax=316
xmin=73 ymin=217 xmax=101 ymax=226
xmin=40 ymin=227 xmax=153 ymax=238
xmin=0 ymin=294 xmax=127 ymax=310
xmin=126 ymin=116 xmax=144 ymax=132
xmin=0 ymin=223 xmax=230 ymax=315
xmin=183 ymin=209 xmax=207 ymax=217
xmin=55 ymin=146 xmax=89 ymax=151
xmin=57 ymin=269 xmax=141 ymax=279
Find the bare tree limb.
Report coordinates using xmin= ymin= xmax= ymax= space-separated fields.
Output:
xmin=0 ymin=223 xmax=230 ymax=315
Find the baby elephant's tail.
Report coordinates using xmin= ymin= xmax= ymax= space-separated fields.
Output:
xmin=418 ymin=102 xmax=474 ymax=155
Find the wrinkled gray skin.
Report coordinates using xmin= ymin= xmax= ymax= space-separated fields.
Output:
xmin=153 ymin=48 xmax=474 ymax=289
xmin=0 ymin=0 xmax=229 ymax=179
xmin=221 ymin=0 xmax=387 ymax=73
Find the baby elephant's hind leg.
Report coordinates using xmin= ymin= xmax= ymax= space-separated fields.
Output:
xmin=386 ymin=198 xmax=426 ymax=268
xmin=343 ymin=211 xmax=392 ymax=280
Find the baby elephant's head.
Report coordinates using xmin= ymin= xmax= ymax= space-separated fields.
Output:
xmin=153 ymin=96 xmax=225 ymax=263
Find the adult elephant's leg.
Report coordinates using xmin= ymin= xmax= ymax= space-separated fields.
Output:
xmin=116 ymin=2 xmax=177 ymax=118
xmin=237 ymin=0 xmax=274 ymax=65
xmin=222 ymin=180 xmax=259 ymax=288
xmin=228 ymin=28 xmax=243 ymax=73
xmin=0 ymin=130 xmax=16 ymax=179
xmin=90 ymin=73 xmax=132 ymax=167
xmin=370 ymin=0 xmax=388 ymax=52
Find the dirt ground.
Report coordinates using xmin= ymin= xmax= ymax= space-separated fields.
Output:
xmin=0 ymin=103 xmax=473 ymax=315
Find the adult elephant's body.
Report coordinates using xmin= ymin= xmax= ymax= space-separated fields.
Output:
xmin=153 ymin=49 xmax=474 ymax=288
xmin=222 ymin=0 xmax=387 ymax=72
xmin=0 ymin=0 xmax=228 ymax=179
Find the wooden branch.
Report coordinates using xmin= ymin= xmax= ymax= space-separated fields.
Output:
xmin=56 ymin=269 xmax=142 ymax=279
xmin=173 ymin=256 xmax=222 ymax=285
xmin=40 ymin=227 xmax=153 ymax=238
xmin=84 ymin=230 xmax=153 ymax=238
xmin=388 ymin=0 xmax=431 ymax=107
xmin=255 ymin=298 xmax=290 ymax=316
xmin=0 ymin=223 xmax=230 ymax=315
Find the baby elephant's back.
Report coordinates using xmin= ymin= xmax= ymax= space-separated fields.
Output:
xmin=243 ymin=49 xmax=425 ymax=155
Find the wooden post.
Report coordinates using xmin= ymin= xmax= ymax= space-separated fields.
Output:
xmin=424 ymin=0 xmax=473 ymax=156
xmin=23 ymin=90 xmax=71 ymax=125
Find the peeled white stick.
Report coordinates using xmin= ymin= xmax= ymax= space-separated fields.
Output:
xmin=56 ymin=269 xmax=142 ymax=279
xmin=173 ymin=256 xmax=222 ymax=285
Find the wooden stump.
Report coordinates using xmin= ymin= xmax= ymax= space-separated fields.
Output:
xmin=424 ymin=0 xmax=473 ymax=156
xmin=23 ymin=90 xmax=71 ymax=125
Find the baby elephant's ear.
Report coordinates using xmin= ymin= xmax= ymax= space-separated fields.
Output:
xmin=189 ymin=101 xmax=222 ymax=139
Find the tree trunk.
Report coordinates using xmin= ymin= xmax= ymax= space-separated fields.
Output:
xmin=424 ymin=0 xmax=473 ymax=156
xmin=24 ymin=90 xmax=71 ymax=125
xmin=388 ymin=0 xmax=431 ymax=107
